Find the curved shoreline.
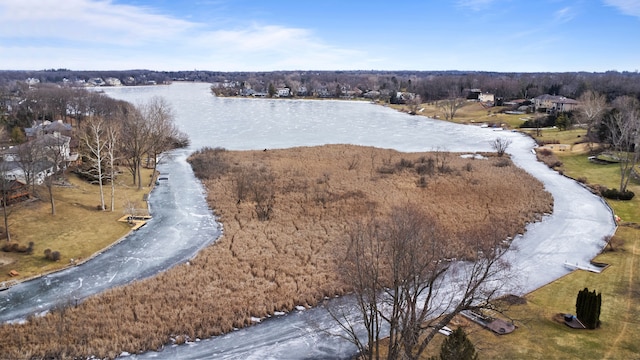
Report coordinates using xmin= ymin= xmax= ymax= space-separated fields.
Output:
xmin=1 ymin=82 xmax=608 ymax=359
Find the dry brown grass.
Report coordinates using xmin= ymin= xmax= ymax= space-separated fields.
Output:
xmin=0 ymin=145 xmax=552 ymax=359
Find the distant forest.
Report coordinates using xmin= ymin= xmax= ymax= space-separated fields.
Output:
xmin=1 ymin=69 xmax=639 ymax=102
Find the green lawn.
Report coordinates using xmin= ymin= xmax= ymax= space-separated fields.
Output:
xmin=472 ymin=226 xmax=640 ymax=359
xmin=534 ymin=128 xmax=587 ymax=144
xmin=468 ymin=129 xmax=640 ymax=359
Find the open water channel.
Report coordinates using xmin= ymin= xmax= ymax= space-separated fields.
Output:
xmin=0 ymin=82 xmax=616 ymax=359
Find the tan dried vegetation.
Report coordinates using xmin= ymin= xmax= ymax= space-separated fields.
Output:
xmin=0 ymin=144 xmax=552 ymax=359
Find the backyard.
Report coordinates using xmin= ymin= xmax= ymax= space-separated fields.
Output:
xmin=0 ymin=167 xmax=155 ymax=282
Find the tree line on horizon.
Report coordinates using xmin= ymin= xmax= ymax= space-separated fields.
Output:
xmin=1 ymin=69 xmax=640 ymax=103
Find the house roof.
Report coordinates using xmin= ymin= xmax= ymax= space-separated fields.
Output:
xmin=43 ymin=121 xmax=72 ymax=133
xmin=0 ymin=160 xmax=54 ymax=174
xmin=535 ymin=94 xmax=579 ymax=104
xmin=34 ymin=133 xmax=71 ymax=148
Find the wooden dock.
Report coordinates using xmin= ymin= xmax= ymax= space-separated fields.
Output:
xmin=117 ymin=214 xmax=152 ymax=230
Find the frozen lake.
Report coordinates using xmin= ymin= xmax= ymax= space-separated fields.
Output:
xmin=0 ymin=82 xmax=616 ymax=359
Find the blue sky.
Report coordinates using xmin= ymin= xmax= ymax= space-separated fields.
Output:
xmin=0 ymin=0 xmax=638 ymax=72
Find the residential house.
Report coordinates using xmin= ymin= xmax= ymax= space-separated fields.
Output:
xmin=0 ymin=159 xmax=54 ymax=185
xmin=297 ymin=86 xmax=308 ymax=96
xmin=363 ymin=90 xmax=381 ymax=99
xmin=1 ymin=132 xmax=77 ymax=185
xmin=276 ymin=87 xmax=291 ymax=97
xmin=104 ymin=77 xmax=122 ymax=86
xmin=87 ymin=78 xmax=106 ymax=86
xmin=25 ymin=120 xmax=73 ymax=140
xmin=478 ymin=93 xmax=495 ymax=103
xmin=467 ymin=89 xmax=495 ymax=104
xmin=315 ymin=87 xmax=331 ymax=98
xmin=533 ymin=94 xmax=579 ymax=113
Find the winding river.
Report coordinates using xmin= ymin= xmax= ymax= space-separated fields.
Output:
xmin=0 ymin=82 xmax=616 ymax=359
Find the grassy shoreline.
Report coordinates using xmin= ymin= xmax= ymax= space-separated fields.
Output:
xmin=399 ymin=101 xmax=640 ymax=359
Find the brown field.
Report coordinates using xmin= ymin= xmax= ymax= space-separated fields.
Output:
xmin=0 ymin=144 xmax=552 ymax=359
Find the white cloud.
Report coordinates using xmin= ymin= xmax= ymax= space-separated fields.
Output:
xmin=0 ymin=0 xmax=197 ymax=45
xmin=603 ymin=0 xmax=640 ymax=18
xmin=0 ymin=0 xmax=373 ymax=71
xmin=554 ymin=6 xmax=576 ymax=23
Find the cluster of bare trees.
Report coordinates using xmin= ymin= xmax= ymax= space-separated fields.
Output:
xmin=603 ymin=97 xmax=640 ymax=193
xmin=0 ymin=84 xmax=187 ymax=240
xmin=80 ymin=95 xmax=187 ymax=203
xmin=575 ymin=90 xmax=640 ymax=193
xmin=331 ymin=205 xmax=509 ymax=360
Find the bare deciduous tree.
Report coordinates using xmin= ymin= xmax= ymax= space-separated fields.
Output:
xmin=577 ymin=90 xmax=607 ymax=142
xmin=436 ymin=89 xmax=466 ymax=121
xmin=15 ymin=139 xmax=43 ymax=194
xmin=80 ymin=117 xmax=108 ymax=210
xmin=605 ymin=96 xmax=640 ymax=193
xmin=490 ymin=137 xmax=512 ymax=157
xmin=0 ymin=162 xmax=15 ymax=241
xmin=144 ymin=96 xmax=179 ymax=182
xmin=331 ymin=205 xmax=509 ymax=360
xmin=119 ymin=103 xmax=150 ymax=190
xmin=105 ymin=120 xmax=120 ymax=211
xmin=249 ymin=166 xmax=275 ymax=221
xmin=41 ymin=134 xmax=70 ymax=215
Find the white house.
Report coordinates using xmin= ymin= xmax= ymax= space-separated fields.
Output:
xmin=0 ymin=160 xmax=54 ymax=185
xmin=478 ymin=93 xmax=495 ymax=103
xmin=1 ymin=132 xmax=77 ymax=185
xmin=277 ymin=87 xmax=291 ymax=97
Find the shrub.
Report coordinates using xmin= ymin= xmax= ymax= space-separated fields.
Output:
xmin=416 ymin=160 xmax=435 ymax=176
xmin=536 ymin=150 xmax=563 ymax=169
xmin=438 ymin=165 xmax=453 ymax=174
xmin=396 ymin=158 xmax=414 ymax=169
xmin=2 ymin=242 xmax=18 ymax=252
xmin=1 ymin=241 xmax=33 ymax=254
xmin=377 ymin=166 xmax=395 ymax=175
xmin=347 ymin=156 xmax=360 ymax=171
xmin=537 ymin=148 xmax=553 ymax=156
xmin=494 ymin=159 xmax=511 ymax=168
xmin=601 ymin=188 xmax=635 ymax=201
xmin=44 ymin=249 xmax=61 ymax=261
xmin=416 ymin=176 xmax=428 ymax=188
xmin=619 ymin=190 xmax=635 ymax=200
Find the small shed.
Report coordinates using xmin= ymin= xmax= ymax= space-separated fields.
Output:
xmin=0 ymin=180 xmax=29 ymax=205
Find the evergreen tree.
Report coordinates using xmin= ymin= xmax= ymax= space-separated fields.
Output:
xmin=268 ymin=83 xmax=276 ymax=98
xmin=555 ymin=113 xmax=570 ymax=130
xmin=576 ymin=287 xmax=602 ymax=329
xmin=432 ymin=327 xmax=478 ymax=360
